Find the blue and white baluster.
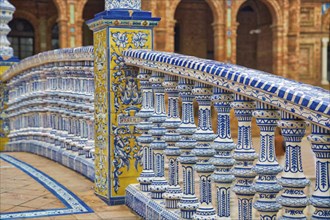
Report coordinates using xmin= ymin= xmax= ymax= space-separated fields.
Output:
xmin=277 ymin=112 xmax=309 ymax=219
xmin=163 ymin=75 xmax=182 ymax=209
xmin=308 ymin=125 xmax=330 ymax=219
xmin=231 ymin=94 xmax=258 ymax=220
xmin=148 ymin=71 xmax=168 ymax=199
xmin=252 ymin=102 xmax=283 ymax=219
xmin=136 ymin=68 xmax=155 ymax=192
xmin=177 ymin=78 xmax=199 ymax=219
xmin=210 ymin=88 xmax=236 ymax=218
xmin=191 ymin=82 xmax=217 ymax=220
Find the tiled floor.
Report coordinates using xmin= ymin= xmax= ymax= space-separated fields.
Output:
xmin=0 ymin=152 xmax=139 ymax=220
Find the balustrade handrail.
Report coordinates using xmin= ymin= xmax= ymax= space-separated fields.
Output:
xmin=0 ymin=46 xmax=94 ymax=82
xmin=123 ymin=49 xmax=330 ymax=130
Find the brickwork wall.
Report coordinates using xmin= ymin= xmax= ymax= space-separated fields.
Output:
xmin=9 ymin=0 xmax=330 ymax=86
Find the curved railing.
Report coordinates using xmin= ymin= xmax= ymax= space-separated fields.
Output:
xmin=123 ymin=49 xmax=330 ymax=219
xmin=2 ymin=45 xmax=329 ymax=219
xmin=2 ymin=46 xmax=95 ymax=180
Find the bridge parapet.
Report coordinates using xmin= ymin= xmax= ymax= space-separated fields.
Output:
xmin=123 ymin=49 xmax=330 ymax=220
xmin=1 ymin=46 xmax=95 ymax=180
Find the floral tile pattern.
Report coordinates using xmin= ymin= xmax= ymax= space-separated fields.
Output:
xmin=93 ymin=27 xmax=153 ymax=203
xmin=105 ymin=0 xmax=141 ymax=10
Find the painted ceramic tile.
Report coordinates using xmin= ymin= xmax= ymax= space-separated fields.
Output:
xmin=93 ymin=29 xmax=109 ymax=198
xmin=105 ymin=0 xmax=141 ymax=10
xmin=109 ymin=28 xmax=152 ymax=197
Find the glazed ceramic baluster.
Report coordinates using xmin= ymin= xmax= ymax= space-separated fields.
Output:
xmin=176 ymin=77 xmax=199 ymax=219
xmin=191 ymin=82 xmax=217 ymax=220
xmin=252 ymin=102 xmax=282 ymax=219
xmin=308 ymin=125 xmax=330 ymax=219
xmin=136 ymin=68 xmax=155 ymax=192
xmin=148 ymin=71 xmax=168 ymax=199
xmin=277 ymin=111 xmax=309 ymax=219
xmin=231 ymin=94 xmax=257 ymax=220
xmin=163 ymin=75 xmax=182 ymax=209
xmin=210 ymin=87 xmax=236 ymax=218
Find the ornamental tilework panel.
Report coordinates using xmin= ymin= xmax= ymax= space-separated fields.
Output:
xmin=109 ymin=28 xmax=152 ymax=197
xmin=94 ymin=27 xmax=153 ymax=200
xmin=94 ymin=29 xmax=109 ymax=198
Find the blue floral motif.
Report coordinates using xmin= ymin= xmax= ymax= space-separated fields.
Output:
xmin=112 ymin=125 xmax=142 ymax=194
xmin=113 ymin=125 xmax=131 ymax=193
xmin=112 ymin=32 xmax=128 ymax=48
xmin=111 ymin=52 xmax=125 ymax=78
xmin=132 ymin=32 xmax=148 ymax=48
xmin=106 ymin=0 xmax=141 ymax=10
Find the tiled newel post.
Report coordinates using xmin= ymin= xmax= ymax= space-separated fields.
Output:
xmin=192 ymin=82 xmax=217 ymax=220
xmin=149 ymin=71 xmax=168 ymax=199
xmin=136 ymin=68 xmax=155 ymax=192
xmin=0 ymin=0 xmax=19 ymax=151
xmin=231 ymin=94 xmax=258 ymax=220
xmin=252 ymin=102 xmax=282 ymax=219
xmin=177 ymin=78 xmax=199 ymax=219
xmin=87 ymin=0 xmax=160 ymax=204
xmin=308 ymin=125 xmax=330 ymax=219
xmin=163 ymin=75 xmax=182 ymax=208
xmin=277 ymin=112 xmax=310 ymax=219
xmin=210 ymin=88 xmax=236 ymax=218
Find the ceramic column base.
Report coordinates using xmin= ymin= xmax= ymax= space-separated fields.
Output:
xmin=178 ymin=195 xmax=199 ymax=219
xmin=163 ymin=185 xmax=182 ymax=209
xmin=149 ymin=177 xmax=168 ymax=199
xmin=137 ymin=169 xmax=155 ymax=192
xmin=310 ymin=197 xmax=330 ymax=219
xmin=193 ymin=203 xmax=217 ymax=220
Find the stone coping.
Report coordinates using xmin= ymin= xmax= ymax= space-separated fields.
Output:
xmin=1 ymin=46 xmax=94 ymax=82
xmin=123 ymin=49 xmax=330 ymax=129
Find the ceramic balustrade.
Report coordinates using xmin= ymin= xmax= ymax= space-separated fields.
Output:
xmin=231 ymin=94 xmax=258 ymax=220
xmin=252 ymin=102 xmax=282 ymax=219
xmin=308 ymin=125 xmax=330 ymax=219
xmin=2 ymin=47 xmax=95 ymax=180
xmin=177 ymin=77 xmax=199 ymax=219
xmin=148 ymin=71 xmax=169 ymax=199
xmin=123 ymin=49 xmax=330 ymax=220
xmin=191 ymin=82 xmax=217 ymax=220
xmin=163 ymin=74 xmax=182 ymax=209
xmin=1 ymin=40 xmax=330 ymax=219
xmin=136 ymin=68 xmax=155 ymax=192
xmin=277 ymin=112 xmax=310 ymax=219
xmin=210 ymin=87 xmax=236 ymax=218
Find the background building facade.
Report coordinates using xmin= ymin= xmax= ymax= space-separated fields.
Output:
xmin=8 ymin=0 xmax=330 ymax=86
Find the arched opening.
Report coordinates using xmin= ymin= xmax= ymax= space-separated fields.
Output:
xmin=82 ymin=0 xmax=104 ymax=46
xmin=236 ymin=0 xmax=273 ymax=73
xmin=9 ymin=0 xmax=59 ymax=55
xmin=51 ymin=23 xmax=60 ymax=50
xmin=8 ymin=19 xmax=35 ymax=60
xmin=174 ymin=0 xmax=214 ymax=59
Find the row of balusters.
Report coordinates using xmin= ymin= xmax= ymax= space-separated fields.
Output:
xmin=8 ymin=111 xmax=95 ymax=158
xmin=6 ymin=61 xmax=95 ymax=159
xmin=135 ymin=68 xmax=330 ymax=220
xmin=7 ymin=62 xmax=94 ymax=101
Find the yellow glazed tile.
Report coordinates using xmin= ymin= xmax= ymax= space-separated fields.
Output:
xmin=93 ymin=28 xmax=110 ymax=199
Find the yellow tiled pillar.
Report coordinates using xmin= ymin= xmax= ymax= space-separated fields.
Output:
xmin=87 ymin=0 xmax=160 ymax=205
